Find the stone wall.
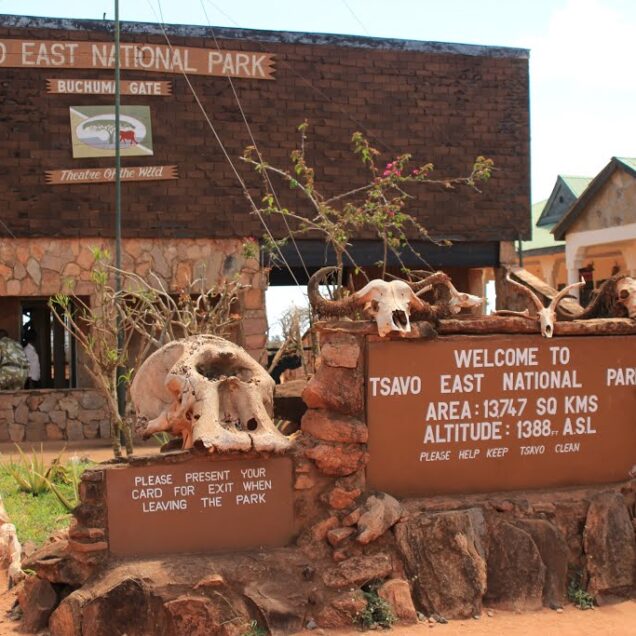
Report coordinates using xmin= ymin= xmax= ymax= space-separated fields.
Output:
xmin=0 ymin=236 xmax=267 ymax=362
xmin=0 ymin=389 xmax=110 ymax=443
xmin=16 ymin=321 xmax=636 ymax=634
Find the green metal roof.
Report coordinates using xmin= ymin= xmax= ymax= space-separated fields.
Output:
xmin=519 ymin=199 xmax=565 ymax=254
xmin=615 ymin=157 xmax=636 ymax=175
xmin=559 ymin=175 xmax=592 ymax=197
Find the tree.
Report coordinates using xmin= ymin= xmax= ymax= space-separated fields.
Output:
xmin=83 ymin=119 xmax=134 ymax=145
xmin=49 ymin=247 xmax=250 ymax=459
xmin=242 ymin=123 xmax=493 ymax=291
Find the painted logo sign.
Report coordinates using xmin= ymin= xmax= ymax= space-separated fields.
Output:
xmin=69 ymin=105 xmax=153 ymax=158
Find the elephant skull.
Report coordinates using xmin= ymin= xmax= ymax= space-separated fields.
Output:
xmin=131 ymin=335 xmax=291 ymax=453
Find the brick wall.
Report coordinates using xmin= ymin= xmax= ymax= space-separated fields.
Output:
xmin=0 ymin=16 xmax=530 ymax=243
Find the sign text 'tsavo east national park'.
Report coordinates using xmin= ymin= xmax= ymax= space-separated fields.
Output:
xmin=367 ymin=335 xmax=636 ymax=497
xmin=0 ymin=39 xmax=275 ymax=79
xmin=106 ymin=457 xmax=294 ymax=556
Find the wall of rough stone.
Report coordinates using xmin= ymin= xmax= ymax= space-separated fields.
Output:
xmin=0 ymin=389 xmax=110 ymax=443
xmin=16 ymin=322 xmax=636 ymax=634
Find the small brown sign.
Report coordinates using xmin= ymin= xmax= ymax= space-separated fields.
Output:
xmin=0 ymin=39 xmax=275 ymax=79
xmin=47 ymin=78 xmax=172 ymax=95
xmin=366 ymin=335 xmax=636 ymax=497
xmin=106 ymin=456 xmax=294 ymax=557
xmin=45 ymin=165 xmax=177 ymax=185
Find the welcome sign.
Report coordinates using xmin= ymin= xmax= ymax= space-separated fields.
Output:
xmin=0 ymin=39 xmax=275 ymax=79
xmin=366 ymin=334 xmax=636 ymax=497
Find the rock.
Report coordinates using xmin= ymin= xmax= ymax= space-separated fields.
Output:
xmin=515 ymin=519 xmax=568 ymax=607
xmin=328 ymin=486 xmax=361 ymax=510
xmin=316 ymin=590 xmax=366 ymax=628
xmin=52 ymin=577 xmax=169 ymax=636
xmin=356 ymin=493 xmax=402 ymax=544
xmin=294 ymin=474 xmax=315 ymax=490
xmin=46 ymin=423 xmax=65 ymax=441
xmin=378 ymin=579 xmax=418 ymax=623
xmin=395 ymin=508 xmax=487 ymax=619
xmin=83 ymin=422 xmax=100 ymax=439
xmin=486 ymin=521 xmax=545 ymax=611
xmin=305 ymin=444 xmax=369 ymax=477
xmin=17 ymin=576 xmax=58 ymax=632
xmin=323 ymin=553 xmax=393 ymax=589
xmin=320 ymin=338 xmax=360 ymax=369
xmin=14 ymin=403 xmax=28 ymax=424
xmin=79 ymin=392 xmax=106 ymax=410
xmin=326 ymin=527 xmax=355 ymax=547
xmin=165 ymin=594 xmax=248 ymax=636
xmin=302 ymin=367 xmax=363 ymax=416
xmin=58 ymin=397 xmax=79 ymax=419
xmin=301 ymin=409 xmax=368 ymax=444
xmin=9 ymin=423 xmax=25 ymax=442
xmin=244 ymin=581 xmax=306 ymax=634
xmin=66 ymin=420 xmax=84 ymax=441
xmin=584 ymin=492 xmax=636 ymax=600
xmin=342 ymin=508 xmax=362 ymax=527
xmin=310 ymin=516 xmax=339 ymax=542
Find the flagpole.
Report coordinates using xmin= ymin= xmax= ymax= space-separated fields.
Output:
xmin=114 ymin=0 xmax=126 ymax=431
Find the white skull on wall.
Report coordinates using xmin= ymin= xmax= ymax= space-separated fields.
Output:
xmin=131 ymin=335 xmax=290 ymax=453
xmin=617 ymin=276 xmax=636 ymax=318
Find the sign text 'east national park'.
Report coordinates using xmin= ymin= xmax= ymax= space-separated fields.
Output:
xmin=0 ymin=39 xmax=275 ymax=79
xmin=367 ymin=334 xmax=636 ymax=497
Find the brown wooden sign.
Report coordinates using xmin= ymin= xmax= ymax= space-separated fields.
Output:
xmin=0 ymin=39 xmax=274 ymax=79
xmin=366 ymin=335 xmax=636 ymax=497
xmin=45 ymin=165 xmax=177 ymax=185
xmin=106 ymin=456 xmax=294 ymax=557
xmin=47 ymin=78 xmax=172 ymax=95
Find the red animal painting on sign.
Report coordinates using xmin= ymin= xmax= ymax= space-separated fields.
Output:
xmin=120 ymin=130 xmax=137 ymax=145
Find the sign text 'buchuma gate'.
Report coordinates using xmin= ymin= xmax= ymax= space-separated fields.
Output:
xmin=367 ymin=334 xmax=636 ymax=497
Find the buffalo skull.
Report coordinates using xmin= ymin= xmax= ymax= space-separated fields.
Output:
xmin=617 ymin=276 xmax=636 ymax=318
xmin=131 ymin=335 xmax=291 ymax=453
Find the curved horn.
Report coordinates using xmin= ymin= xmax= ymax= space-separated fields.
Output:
xmin=407 ymin=271 xmax=450 ymax=292
xmin=548 ymin=279 xmax=585 ymax=312
xmin=505 ymin=273 xmax=544 ymax=313
xmin=307 ymin=267 xmax=360 ymax=316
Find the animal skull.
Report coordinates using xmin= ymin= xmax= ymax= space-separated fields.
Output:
xmin=131 ymin=335 xmax=291 ymax=453
xmin=496 ymin=273 xmax=584 ymax=338
xmin=308 ymin=268 xmax=428 ymax=337
xmin=616 ymin=276 xmax=636 ymax=318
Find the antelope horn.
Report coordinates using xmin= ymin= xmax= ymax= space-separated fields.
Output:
xmin=505 ymin=273 xmax=544 ymax=312
xmin=494 ymin=309 xmax=534 ymax=320
xmin=307 ymin=267 xmax=360 ymax=316
xmin=548 ymin=279 xmax=585 ymax=311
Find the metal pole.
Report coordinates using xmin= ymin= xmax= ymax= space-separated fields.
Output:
xmin=114 ymin=0 xmax=126 ymax=423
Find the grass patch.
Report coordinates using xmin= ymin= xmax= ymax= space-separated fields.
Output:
xmin=0 ymin=458 xmax=91 ymax=546
xmin=355 ymin=580 xmax=396 ymax=630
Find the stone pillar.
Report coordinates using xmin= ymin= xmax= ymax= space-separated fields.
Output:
xmin=495 ymin=241 xmax=519 ymax=310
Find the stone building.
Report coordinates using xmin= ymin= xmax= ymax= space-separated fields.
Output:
xmin=0 ymin=14 xmax=530 ymax=440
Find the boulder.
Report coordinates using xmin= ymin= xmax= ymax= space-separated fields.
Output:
xmin=486 ymin=521 xmax=545 ymax=611
xmin=244 ymin=581 xmax=307 ymax=634
xmin=316 ymin=589 xmax=366 ymax=627
xmin=164 ymin=595 xmax=248 ymax=636
xmin=584 ymin=492 xmax=636 ymax=601
xmin=377 ymin=579 xmax=418 ymax=623
xmin=395 ymin=508 xmax=487 ymax=619
xmin=320 ymin=336 xmax=360 ymax=369
xmin=17 ymin=576 xmax=58 ymax=632
xmin=323 ymin=553 xmax=393 ymax=589
xmin=356 ymin=493 xmax=402 ymax=544
xmin=515 ymin=519 xmax=568 ymax=607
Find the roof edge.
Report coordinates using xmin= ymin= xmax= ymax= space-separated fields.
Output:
xmin=0 ymin=13 xmax=530 ymax=58
xmin=552 ymin=157 xmax=625 ymax=240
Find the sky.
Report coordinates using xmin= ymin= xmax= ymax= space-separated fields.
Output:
xmin=1 ymin=0 xmax=635 ymax=333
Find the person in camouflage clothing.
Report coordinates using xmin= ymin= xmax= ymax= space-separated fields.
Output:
xmin=0 ymin=330 xmax=28 ymax=391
